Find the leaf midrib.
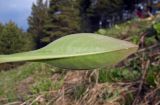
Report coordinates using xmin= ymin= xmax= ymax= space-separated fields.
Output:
xmin=0 ymin=46 xmax=138 ymax=63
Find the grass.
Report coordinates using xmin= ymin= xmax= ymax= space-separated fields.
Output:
xmin=73 ymin=84 xmax=86 ymax=100
xmin=1 ymin=63 xmax=140 ymax=104
xmin=0 ymin=62 xmax=57 ymax=103
xmin=97 ymin=19 xmax=153 ymax=39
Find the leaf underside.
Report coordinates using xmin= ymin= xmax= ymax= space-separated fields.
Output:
xmin=0 ymin=33 xmax=138 ymax=69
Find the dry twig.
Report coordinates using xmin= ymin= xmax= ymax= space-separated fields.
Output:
xmin=132 ymin=60 xmax=150 ymax=105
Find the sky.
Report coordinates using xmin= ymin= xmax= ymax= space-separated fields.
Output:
xmin=0 ymin=0 xmax=37 ymax=30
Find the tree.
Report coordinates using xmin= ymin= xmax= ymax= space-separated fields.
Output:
xmin=0 ymin=22 xmax=4 ymax=33
xmin=28 ymin=0 xmax=49 ymax=48
xmin=79 ymin=0 xmax=92 ymax=32
xmin=0 ymin=21 xmax=34 ymax=54
xmin=42 ymin=0 xmax=81 ymax=46
xmin=80 ymin=0 xmax=124 ymax=32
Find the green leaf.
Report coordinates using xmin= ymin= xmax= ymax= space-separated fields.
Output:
xmin=0 ymin=33 xmax=138 ymax=69
xmin=153 ymin=22 xmax=160 ymax=34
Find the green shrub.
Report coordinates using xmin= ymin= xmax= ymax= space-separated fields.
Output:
xmin=99 ymin=68 xmax=140 ymax=83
